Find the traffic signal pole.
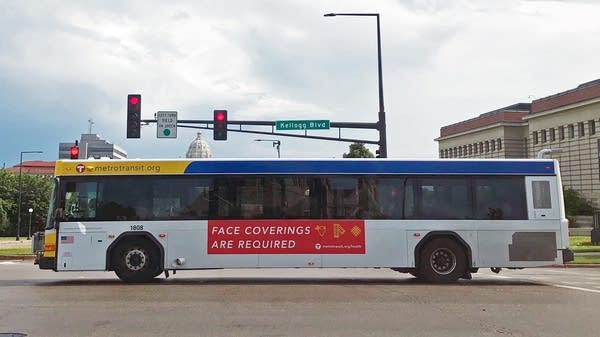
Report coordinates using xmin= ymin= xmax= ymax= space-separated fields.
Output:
xmin=140 ymin=118 xmax=380 ymax=145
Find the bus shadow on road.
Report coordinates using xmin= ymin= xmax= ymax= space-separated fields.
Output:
xmin=30 ymin=276 xmax=541 ymax=287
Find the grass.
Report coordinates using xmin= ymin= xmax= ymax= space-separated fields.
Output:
xmin=569 ymin=236 xmax=600 ymax=253
xmin=0 ymin=237 xmax=22 ymax=242
xmin=0 ymin=247 xmax=31 ymax=256
xmin=570 ymin=255 xmax=600 ymax=264
xmin=0 ymin=237 xmax=32 ymax=256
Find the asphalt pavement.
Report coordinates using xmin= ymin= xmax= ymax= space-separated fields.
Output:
xmin=1 ymin=262 xmax=599 ymax=337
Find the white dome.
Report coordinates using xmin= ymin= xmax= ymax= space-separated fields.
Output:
xmin=186 ymin=132 xmax=212 ymax=158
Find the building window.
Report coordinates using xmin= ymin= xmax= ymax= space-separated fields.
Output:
xmin=479 ymin=142 xmax=484 ymax=153
xmin=440 ymin=150 xmax=444 ymax=158
xmin=468 ymin=144 xmax=473 ymax=155
xmin=559 ymin=126 xmax=565 ymax=140
xmin=491 ymin=140 xmax=496 ymax=151
xmin=497 ymin=138 xmax=502 ymax=150
xmin=454 ymin=147 xmax=458 ymax=157
xmin=463 ymin=145 xmax=468 ymax=156
xmin=541 ymin=129 xmax=547 ymax=143
xmin=590 ymin=120 xmax=596 ymax=135
xmin=578 ymin=122 xmax=585 ymax=137
xmin=473 ymin=143 xmax=478 ymax=154
xmin=549 ymin=128 xmax=555 ymax=142
xmin=568 ymin=124 xmax=574 ymax=138
xmin=485 ymin=141 xmax=490 ymax=153
xmin=533 ymin=131 xmax=538 ymax=144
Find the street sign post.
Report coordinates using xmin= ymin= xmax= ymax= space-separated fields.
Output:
xmin=157 ymin=111 xmax=177 ymax=138
xmin=276 ymin=120 xmax=330 ymax=131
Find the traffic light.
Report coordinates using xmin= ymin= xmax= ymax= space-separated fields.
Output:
xmin=213 ymin=110 xmax=228 ymax=140
xmin=127 ymin=94 xmax=141 ymax=138
xmin=70 ymin=140 xmax=80 ymax=160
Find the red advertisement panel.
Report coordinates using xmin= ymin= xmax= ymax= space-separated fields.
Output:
xmin=207 ymin=220 xmax=365 ymax=254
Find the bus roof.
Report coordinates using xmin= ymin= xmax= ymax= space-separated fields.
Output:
xmin=54 ymin=158 xmax=558 ymax=176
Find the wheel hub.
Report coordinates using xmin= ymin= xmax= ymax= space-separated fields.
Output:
xmin=125 ymin=248 xmax=147 ymax=271
xmin=430 ymin=248 xmax=456 ymax=275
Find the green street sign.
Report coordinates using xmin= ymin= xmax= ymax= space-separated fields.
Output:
xmin=276 ymin=120 xmax=330 ymax=131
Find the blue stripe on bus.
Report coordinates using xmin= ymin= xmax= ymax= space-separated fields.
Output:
xmin=183 ymin=160 xmax=556 ymax=175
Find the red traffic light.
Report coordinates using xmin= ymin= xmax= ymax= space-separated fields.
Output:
xmin=213 ymin=110 xmax=228 ymax=141
xmin=127 ymin=94 xmax=141 ymax=138
xmin=129 ymin=96 xmax=139 ymax=105
xmin=69 ymin=145 xmax=80 ymax=160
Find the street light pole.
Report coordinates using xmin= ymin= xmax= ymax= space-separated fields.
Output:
xmin=255 ymin=139 xmax=281 ymax=158
xmin=324 ymin=12 xmax=387 ymax=158
xmin=16 ymin=150 xmax=43 ymax=241
xmin=28 ymin=208 xmax=33 ymax=240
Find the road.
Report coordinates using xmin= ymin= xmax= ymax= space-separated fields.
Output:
xmin=1 ymin=262 xmax=599 ymax=337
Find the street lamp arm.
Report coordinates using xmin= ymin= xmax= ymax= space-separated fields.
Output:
xmin=323 ymin=12 xmax=387 ymax=158
xmin=324 ymin=13 xmax=379 ymax=17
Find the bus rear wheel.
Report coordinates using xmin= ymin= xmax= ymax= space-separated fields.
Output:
xmin=419 ymin=238 xmax=467 ymax=283
xmin=112 ymin=239 xmax=161 ymax=283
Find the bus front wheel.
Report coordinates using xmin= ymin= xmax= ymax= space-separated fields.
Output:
xmin=419 ymin=238 xmax=467 ymax=283
xmin=112 ymin=239 xmax=161 ymax=283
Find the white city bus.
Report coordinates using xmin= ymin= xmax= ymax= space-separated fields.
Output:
xmin=35 ymin=158 xmax=573 ymax=283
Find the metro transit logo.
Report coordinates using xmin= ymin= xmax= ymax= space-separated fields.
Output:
xmin=75 ymin=164 xmax=85 ymax=173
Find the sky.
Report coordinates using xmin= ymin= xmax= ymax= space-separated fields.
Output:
xmin=2 ymin=0 xmax=600 ymax=166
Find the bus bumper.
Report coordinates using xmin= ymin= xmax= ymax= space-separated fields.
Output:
xmin=562 ymin=248 xmax=574 ymax=263
xmin=38 ymin=257 xmax=56 ymax=270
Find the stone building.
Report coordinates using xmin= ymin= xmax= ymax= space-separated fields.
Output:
xmin=59 ymin=134 xmax=127 ymax=159
xmin=436 ymin=79 xmax=600 ymax=206
xmin=186 ymin=132 xmax=212 ymax=158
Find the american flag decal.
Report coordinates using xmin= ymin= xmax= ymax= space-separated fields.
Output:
xmin=60 ymin=235 xmax=74 ymax=244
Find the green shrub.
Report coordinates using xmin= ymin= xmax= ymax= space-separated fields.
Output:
xmin=564 ymin=188 xmax=594 ymax=216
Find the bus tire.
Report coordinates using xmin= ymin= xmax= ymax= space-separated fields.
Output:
xmin=112 ymin=238 xmax=161 ymax=283
xmin=419 ymin=237 xmax=467 ymax=283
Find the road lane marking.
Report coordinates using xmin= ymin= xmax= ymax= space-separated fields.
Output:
xmin=550 ymin=284 xmax=600 ymax=294
xmin=483 ymin=272 xmax=600 ymax=294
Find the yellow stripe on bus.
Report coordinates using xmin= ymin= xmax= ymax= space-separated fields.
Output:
xmin=44 ymin=231 xmax=56 ymax=258
xmin=54 ymin=160 xmax=192 ymax=176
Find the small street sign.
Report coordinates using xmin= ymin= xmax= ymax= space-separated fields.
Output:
xmin=157 ymin=111 xmax=177 ymax=138
xmin=276 ymin=120 xmax=330 ymax=131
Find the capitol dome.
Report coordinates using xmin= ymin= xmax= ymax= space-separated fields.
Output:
xmin=186 ymin=132 xmax=212 ymax=158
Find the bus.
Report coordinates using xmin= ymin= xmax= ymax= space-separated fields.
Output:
xmin=34 ymin=158 xmax=573 ymax=283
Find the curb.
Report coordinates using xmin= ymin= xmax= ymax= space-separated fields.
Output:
xmin=0 ymin=255 xmax=35 ymax=261
xmin=553 ymin=264 xmax=600 ymax=268
xmin=1 ymin=256 xmax=599 ymax=267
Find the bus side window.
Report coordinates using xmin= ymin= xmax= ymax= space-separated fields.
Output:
xmin=474 ymin=177 xmax=527 ymax=220
xmin=532 ymin=181 xmax=551 ymax=209
xmin=404 ymin=178 xmax=416 ymax=219
xmin=376 ymin=178 xmax=404 ymax=219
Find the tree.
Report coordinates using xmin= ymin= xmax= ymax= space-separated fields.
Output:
xmin=343 ymin=143 xmax=374 ymax=158
xmin=0 ymin=170 xmax=52 ymax=236
xmin=0 ymin=201 xmax=9 ymax=234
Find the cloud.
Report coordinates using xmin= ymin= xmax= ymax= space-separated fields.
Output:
xmin=1 ymin=0 xmax=600 ymax=165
